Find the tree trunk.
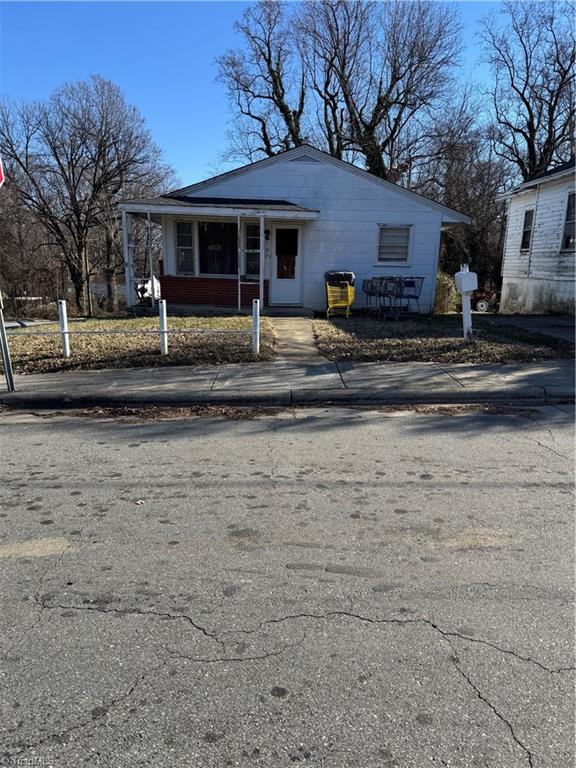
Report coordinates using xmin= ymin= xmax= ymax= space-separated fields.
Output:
xmin=67 ymin=258 xmax=85 ymax=313
xmin=104 ymin=232 xmax=118 ymax=313
xmin=106 ymin=272 xmax=118 ymax=313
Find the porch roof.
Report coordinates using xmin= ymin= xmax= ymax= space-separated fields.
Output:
xmin=117 ymin=195 xmax=319 ymax=220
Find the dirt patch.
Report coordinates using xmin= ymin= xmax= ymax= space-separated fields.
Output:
xmin=374 ymin=404 xmax=539 ymax=416
xmin=0 ymin=537 xmax=71 ymax=560
xmin=32 ymin=405 xmax=284 ymax=422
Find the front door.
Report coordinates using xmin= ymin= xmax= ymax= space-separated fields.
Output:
xmin=270 ymin=226 xmax=301 ymax=305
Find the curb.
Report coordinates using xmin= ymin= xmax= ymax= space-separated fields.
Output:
xmin=1 ymin=387 xmax=573 ymax=411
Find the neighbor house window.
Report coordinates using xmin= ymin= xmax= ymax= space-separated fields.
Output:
xmin=377 ymin=226 xmax=411 ymax=263
xmin=561 ymin=192 xmax=575 ymax=251
xmin=244 ymin=224 xmax=260 ymax=276
xmin=198 ymin=222 xmax=238 ymax=275
xmin=520 ymin=209 xmax=534 ymax=251
xmin=176 ymin=222 xmax=195 ymax=273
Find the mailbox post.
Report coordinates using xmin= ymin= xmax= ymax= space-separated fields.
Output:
xmin=455 ymin=264 xmax=478 ymax=339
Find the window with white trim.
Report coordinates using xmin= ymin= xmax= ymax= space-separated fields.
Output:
xmin=377 ymin=226 xmax=411 ymax=263
xmin=176 ymin=222 xmax=195 ymax=273
xmin=561 ymin=192 xmax=575 ymax=251
xmin=520 ymin=209 xmax=534 ymax=251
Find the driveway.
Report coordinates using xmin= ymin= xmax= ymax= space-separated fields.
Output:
xmin=0 ymin=405 xmax=573 ymax=767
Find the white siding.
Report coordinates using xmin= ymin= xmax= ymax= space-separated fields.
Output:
xmin=501 ymin=175 xmax=575 ymax=314
xmin=174 ymin=155 xmax=444 ymax=311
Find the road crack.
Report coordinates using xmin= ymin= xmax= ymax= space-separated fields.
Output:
xmin=229 ymin=610 xmax=574 ymax=674
xmin=37 ymin=600 xmax=223 ymax=646
xmin=450 ymin=654 xmax=534 ymax=767
xmin=8 ymin=659 xmax=168 ymax=758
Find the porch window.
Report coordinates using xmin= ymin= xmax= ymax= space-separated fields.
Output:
xmin=198 ymin=222 xmax=238 ymax=275
xmin=520 ymin=209 xmax=534 ymax=251
xmin=244 ymin=224 xmax=260 ymax=276
xmin=176 ymin=222 xmax=195 ymax=273
xmin=377 ymin=225 xmax=411 ymax=263
xmin=561 ymin=193 xmax=575 ymax=251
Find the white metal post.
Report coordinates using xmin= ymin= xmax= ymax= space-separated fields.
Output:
xmin=159 ymin=299 xmax=168 ymax=355
xmin=462 ymin=293 xmax=473 ymax=338
xmin=147 ymin=212 xmax=155 ymax=309
xmin=58 ymin=300 xmax=71 ymax=358
xmin=460 ymin=263 xmax=473 ymax=338
xmin=259 ymin=215 xmax=265 ymax=307
xmin=252 ymin=299 xmax=260 ymax=354
xmin=0 ymin=292 xmax=15 ymax=392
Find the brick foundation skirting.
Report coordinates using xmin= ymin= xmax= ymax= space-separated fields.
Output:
xmin=159 ymin=276 xmax=269 ymax=308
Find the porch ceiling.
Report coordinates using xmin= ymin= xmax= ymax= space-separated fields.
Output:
xmin=117 ymin=195 xmax=319 ymax=220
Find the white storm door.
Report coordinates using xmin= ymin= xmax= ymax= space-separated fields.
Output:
xmin=270 ymin=226 xmax=302 ymax=305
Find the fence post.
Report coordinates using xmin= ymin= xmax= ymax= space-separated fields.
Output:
xmin=252 ymin=298 xmax=260 ymax=354
xmin=0 ymin=292 xmax=15 ymax=392
xmin=58 ymin=300 xmax=71 ymax=358
xmin=159 ymin=299 xmax=168 ymax=355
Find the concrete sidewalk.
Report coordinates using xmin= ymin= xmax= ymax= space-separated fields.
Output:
xmin=1 ymin=358 xmax=573 ymax=409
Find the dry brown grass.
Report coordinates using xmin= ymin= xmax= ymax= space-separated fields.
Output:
xmin=313 ymin=315 xmax=573 ymax=364
xmin=5 ymin=316 xmax=275 ymax=375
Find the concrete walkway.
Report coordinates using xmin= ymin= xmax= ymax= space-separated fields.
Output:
xmin=1 ymin=358 xmax=573 ymax=409
xmin=270 ymin=317 xmax=326 ymax=362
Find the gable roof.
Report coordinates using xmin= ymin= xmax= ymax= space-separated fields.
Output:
xmin=500 ymin=158 xmax=575 ymax=199
xmin=166 ymin=144 xmax=471 ymax=225
xmin=532 ymin=157 xmax=575 ymax=181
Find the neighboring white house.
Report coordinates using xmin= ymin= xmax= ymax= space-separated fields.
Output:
xmin=499 ymin=159 xmax=575 ymax=314
xmin=117 ymin=145 xmax=470 ymax=313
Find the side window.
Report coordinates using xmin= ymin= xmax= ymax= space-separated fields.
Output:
xmin=377 ymin=226 xmax=411 ymax=263
xmin=562 ymin=192 xmax=575 ymax=251
xmin=520 ymin=209 xmax=534 ymax=251
xmin=176 ymin=222 xmax=195 ymax=273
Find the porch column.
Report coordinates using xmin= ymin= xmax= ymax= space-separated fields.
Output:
xmin=259 ymin=214 xmax=265 ymax=309
xmin=121 ymin=210 xmax=137 ymax=307
xmin=237 ymin=215 xmax=242 ymax=312
xmin=146 ymin=211 xmax=155 ymax=308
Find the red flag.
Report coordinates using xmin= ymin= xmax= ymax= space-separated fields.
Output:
xmin=0 ymin=156 xmax=4 ymax=188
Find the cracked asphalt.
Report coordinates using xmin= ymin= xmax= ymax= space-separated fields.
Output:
xmin=0 ymin=404 xmax=574 ymax=768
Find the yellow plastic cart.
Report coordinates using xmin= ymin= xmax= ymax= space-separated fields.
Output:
xmin=325 ymin=271 xmax=356 ymax=318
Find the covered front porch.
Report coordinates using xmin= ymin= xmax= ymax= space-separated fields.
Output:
xmin=117 ymin=196 xmax=318 ymax=311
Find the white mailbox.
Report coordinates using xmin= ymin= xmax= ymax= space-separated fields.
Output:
xmin=455 ymin=269 xmax=478 ymax=295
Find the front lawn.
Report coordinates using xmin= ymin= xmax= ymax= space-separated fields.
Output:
xmin=313 ymin=315 xmax=574 ymax=363
xmin=5 ymin=315 xmax=275 ymax=375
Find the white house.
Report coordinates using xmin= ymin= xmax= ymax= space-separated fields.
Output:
xmin=499 ymin=159 xmax=575 ymax=314
xmin=117 ymin=145 xmax=470 ymax=313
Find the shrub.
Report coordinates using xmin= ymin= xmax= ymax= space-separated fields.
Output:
xmin=433 ymin=272 xmax=460 ymax=314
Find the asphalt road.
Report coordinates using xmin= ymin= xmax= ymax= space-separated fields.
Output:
xmin=0 ymin=405 xmax=574 ymax=768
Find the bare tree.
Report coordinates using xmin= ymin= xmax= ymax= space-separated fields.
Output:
xmin=412 ymin=94 xmax=513 ymax=287
xmin=217 ymin=1 xmax=307 ymax=159
xmin=0 ymin=76 xmax=173 ymax=313
xmin=218 ymin=0 xmax=461 ymax=179
xmin=481 ymin=0 xmax=575 ymax=181
xmin=298 ymin=0 xmax=461 ymax=179
xmin=0 ymin=183 xmax=65 ymax=314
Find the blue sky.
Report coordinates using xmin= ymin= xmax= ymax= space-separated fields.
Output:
xmin=0 ymin=1 xmax=500 ymax=187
